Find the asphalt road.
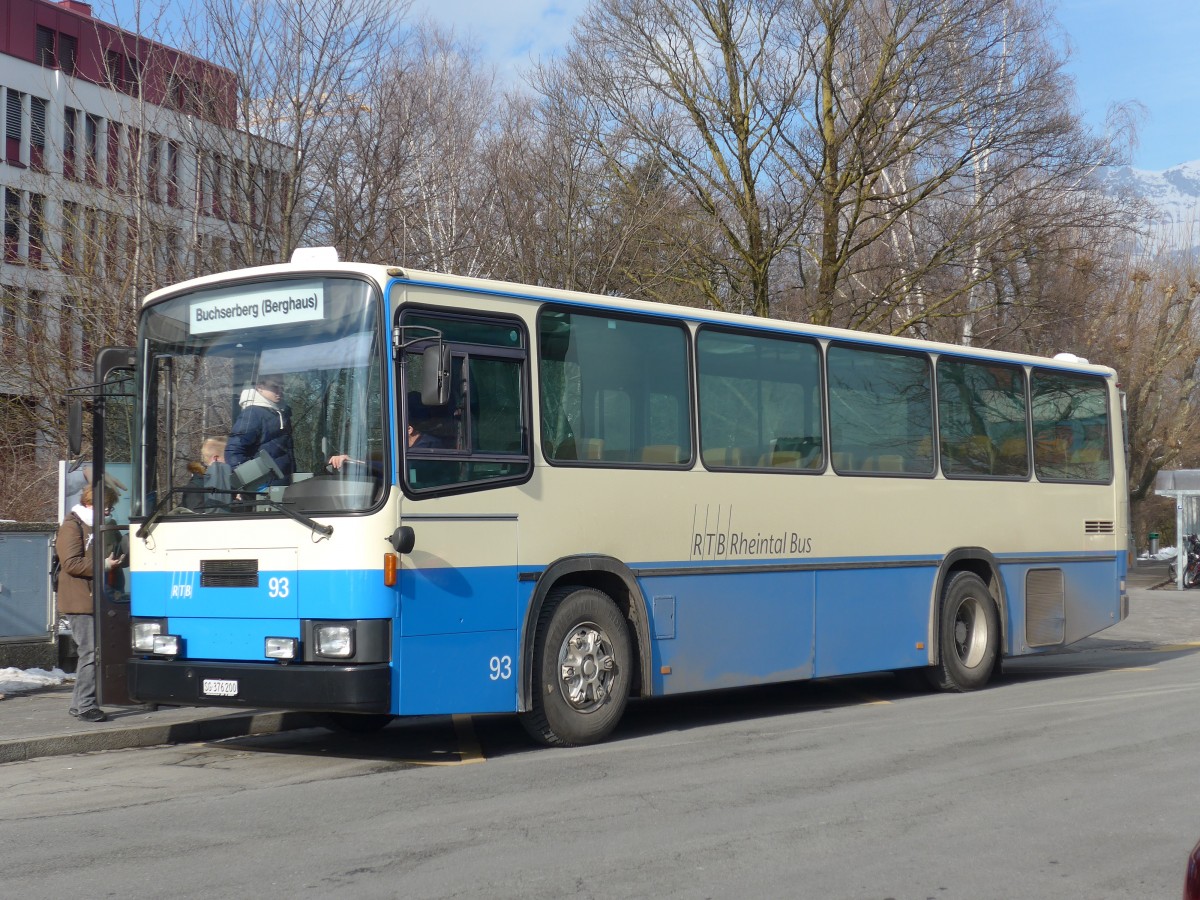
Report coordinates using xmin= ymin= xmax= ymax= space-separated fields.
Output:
xmin=2 ymin=576 xmax=1197 ymax=899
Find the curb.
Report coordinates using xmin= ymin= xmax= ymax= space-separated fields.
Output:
xmin=0 ymin=710 xmax=317 ymax=765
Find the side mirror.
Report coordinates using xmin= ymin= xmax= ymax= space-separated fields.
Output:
xmin=388 ymin=525 xmax=416 ymax=554
xmin=68 ymin=400 xmax=83 ymax=456
xmin=421 ymin=344 xmax=451 ymax=407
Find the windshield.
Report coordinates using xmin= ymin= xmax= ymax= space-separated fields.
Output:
xmin=136 ymin=275 xmax=387 ymax=518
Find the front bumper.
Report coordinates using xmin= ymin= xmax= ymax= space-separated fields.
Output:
xmin=128 ymin=658 xmax=391 ymax=713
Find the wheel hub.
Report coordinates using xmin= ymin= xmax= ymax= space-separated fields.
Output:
xmin=558 ymin=623 xmax=618 ymax=712
xmin=953 ymin=597 xmax=988 ymax=668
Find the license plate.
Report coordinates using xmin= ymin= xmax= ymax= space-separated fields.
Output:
xmin=202 ymin=679 xmax=239 ymax=697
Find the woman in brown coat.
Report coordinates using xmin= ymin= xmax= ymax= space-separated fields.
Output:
xmin=57 ymin=484 xmax=118 ymax=722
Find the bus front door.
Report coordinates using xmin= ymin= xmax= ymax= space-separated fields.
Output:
xmin=93 ymin=348 xmax=135 ymax=707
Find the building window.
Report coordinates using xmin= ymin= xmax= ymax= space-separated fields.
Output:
xmin=36 ymin=26 xmax=55 ymax=66
xmin=125 ymin=126 xmax=139 ymax=186
xmin=81 ymin=302 xmax=95 ymax=363
xmin=106 ymin=50 xmax=125 ymax=91
xmin=147 ymin=134 xmax=161 ymax=202
xmin=59 ymin=299 xmax=75 ymax=360
xmin=0 ymin=290 xmax=15 ymax=352
xmin=212 ymin=153 xmax=225 ymax=217
xmin=28 ymin=194 xmax=44 ymax=267
xmin=21 ymin=290 xmax=45 ymax=344
xmin=127 ymin=55 xmax=142 ymax=93
xmin=105 ymin=214 xmax=124 ymax=279
xmin=63 ymin=108 xmax=78 ymax=179
xmin=107 ymin=121 xmax=122 ymax=189
xmin=60 ymin=34 xmax=77 ymax=74
xmin=30 ymin=97 xmax=46 ymax=171
xmin=83 ymin=207 xmax=100 ymax=274
xmin=3 ymin=189 xmax=21 ymax=263
xmin=84 ymin=114 xmax=99 ymax=183
xmin=166 ymin=140 xmax=180 ymax=206
xmin=5 ymin=90 xmax=23 ymax=165
xmin=62 ymin=201 xmax=79 ymax=271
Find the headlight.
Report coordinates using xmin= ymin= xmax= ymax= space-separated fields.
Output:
xmin=132 ymin=619 xmax=166 ymax=652
xmin=315 ymin=625 xmax=354 ymax=658
xmin=151 ymin=634 xmax=180 ymax=657
xmin=265 ymin=637 xmax=298 ymax=660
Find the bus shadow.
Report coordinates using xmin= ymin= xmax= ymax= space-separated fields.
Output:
xmin=210 ymin=643 xmax=1198 ymax=763
xmin=997 ymin=639 xmax=1200 ymax=682
xmin=207 ymin=674 xmax=923 ymax=763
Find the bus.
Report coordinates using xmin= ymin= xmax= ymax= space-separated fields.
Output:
xmin=80 ymin=249 xmax=1129 ymax=746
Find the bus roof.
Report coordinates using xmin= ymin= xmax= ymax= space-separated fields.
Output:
xmin=142 ymin=258 xmax=1117 ymax=378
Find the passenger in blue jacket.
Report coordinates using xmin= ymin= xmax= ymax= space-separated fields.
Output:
xmin=225 ymin=375 xmax=295 ymax=485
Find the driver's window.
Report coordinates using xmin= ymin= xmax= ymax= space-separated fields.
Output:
xmin=399 ymin=310 xmax=530 ymax=494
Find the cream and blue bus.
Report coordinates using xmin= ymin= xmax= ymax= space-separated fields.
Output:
xmin=86 ymin=250 xmax=1129 ymax=745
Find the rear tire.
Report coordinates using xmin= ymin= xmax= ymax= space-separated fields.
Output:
xmin=520 ymin=586 xmax=632 ymax=747
xmin=928 ymin=571 xmax=999 ymax=692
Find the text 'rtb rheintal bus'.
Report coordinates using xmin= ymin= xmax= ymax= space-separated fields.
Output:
xmin=82 ymin=248 xmax=1129 ymax=746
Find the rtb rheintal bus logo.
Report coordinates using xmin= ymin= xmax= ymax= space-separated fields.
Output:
xmin=690 ymin=504 xmax=813 ymax=561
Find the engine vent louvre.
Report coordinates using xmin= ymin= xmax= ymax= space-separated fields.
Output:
xmin=1084 ymin=520 xmax=1115 ymax=535
xmin=1026 ymin=568 xmax=1065 ymax=647
xmin=200 ymin=558 xmax=259 ymax=588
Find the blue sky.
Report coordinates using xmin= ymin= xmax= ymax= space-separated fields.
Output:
xmin=420 ymin=0 xmax=1199 ymax=172
xmin=1055 ymin=0 xmax=1200 ymax=170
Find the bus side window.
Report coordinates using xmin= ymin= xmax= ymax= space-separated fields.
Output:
xmin=696 ymin=327 xmax=823 ymax=473
xmin=1031 ymin=369 xmax=1111 ymax=483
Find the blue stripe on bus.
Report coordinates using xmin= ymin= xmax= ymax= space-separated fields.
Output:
xmin=131 ymin=551 xmax=1122 ymax=713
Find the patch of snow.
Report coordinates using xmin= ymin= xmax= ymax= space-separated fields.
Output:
xmin=0 ymin=667 xmax=72 ymax=696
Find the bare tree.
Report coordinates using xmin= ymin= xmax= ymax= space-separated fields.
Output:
xmin=994 ymin=213 xmax=1200 ymax=543
xmin=783 ymin=0 xmax=1128 ymax=336
xmin=484 ymin=76 xmax=708 ymax=302
xmin=182 ymin=0 xmax=411 ymax=264
xmin=543 ymin=0 xmax=811 ymax=316
xmin=319 ymin=23 xmax=501 ymax=273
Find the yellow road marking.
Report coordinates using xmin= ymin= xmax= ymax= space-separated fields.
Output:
xmin=836 ymin=687 xmax=891 ymax=706
xmin=397 ymin=714 xmax=486 ymax=766
xmin=452 ymin=714 xmax=486 ymax=763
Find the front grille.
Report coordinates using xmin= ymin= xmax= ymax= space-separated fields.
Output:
xmin=200 ymin=558 xmax=259 ymax=588
xmin=1085 ymin=520 xmax=1115 ymax=535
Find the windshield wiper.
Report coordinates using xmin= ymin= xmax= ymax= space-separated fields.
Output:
xmin=239 ymin=493 xmax=334 ymax=539
xmin=135 ymin=487 xmax=191 ymax=539
xmin=135 ymin=488 xmax=334 ymax=540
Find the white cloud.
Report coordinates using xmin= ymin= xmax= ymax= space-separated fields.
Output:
xmin=415 ymin=0 xmax=587 ymax=82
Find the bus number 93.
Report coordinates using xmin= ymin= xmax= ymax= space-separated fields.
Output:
xmin=489 ymin=655 xmax=512 ymax=681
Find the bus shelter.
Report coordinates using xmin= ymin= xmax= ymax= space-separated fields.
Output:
xmin=1154 ymin=469 xmax=1200 ymax=588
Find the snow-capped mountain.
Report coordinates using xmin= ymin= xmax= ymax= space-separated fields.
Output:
xmin=1102 ymin=161 xmax=1200 ymax=244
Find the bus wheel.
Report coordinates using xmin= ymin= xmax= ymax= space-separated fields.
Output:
xmin=321 ymin=713 xmax=394 ymax=734
xmin=929 ymin=571 xmax=999 ymax=692
xmin=521 ymin=586 xmax=632 ymax=747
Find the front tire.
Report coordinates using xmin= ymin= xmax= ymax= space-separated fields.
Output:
xmin=929 ymin=571 xmax=999 ymax=692
xmin=520 ymin=586 xmax=632 ymax=747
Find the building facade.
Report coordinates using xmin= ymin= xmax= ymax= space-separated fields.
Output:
xmin=1 ymin=0 xmax=285 ymax=509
